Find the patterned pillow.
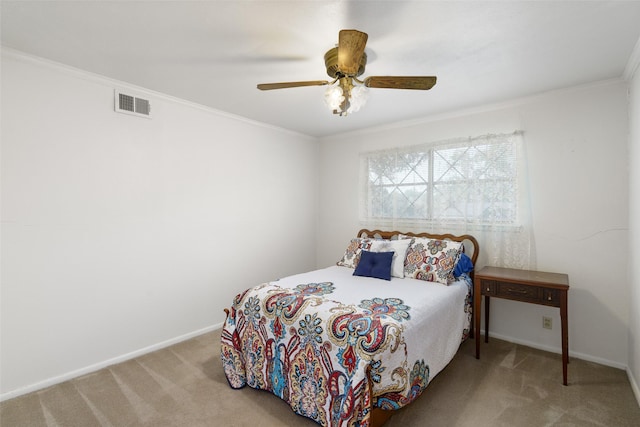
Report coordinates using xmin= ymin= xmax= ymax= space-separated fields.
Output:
xmin=369 ymin=238 xmax=412 ymax=278
xmin=404 ymin=238 xmax=463 ymax=284
xmin=337 ymin=238 xmax=373 ymax=269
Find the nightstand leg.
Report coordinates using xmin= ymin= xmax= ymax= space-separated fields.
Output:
xmin=484 ymin=295 xmax=490 ymax=343
xmin=474 ymin=280 xmax=481 ymax=359
xmin=561 ymin=290 xmax=569 ymax=385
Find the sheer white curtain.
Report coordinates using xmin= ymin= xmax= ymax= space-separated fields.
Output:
xmin=359 ymin=131 xmax=535 ymax=269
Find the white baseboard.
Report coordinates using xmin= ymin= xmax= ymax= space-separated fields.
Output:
xmin=482 ymin=330 xmax=627 ymax=370
xmin=628 ymin=367 xmax=640 ymax=408
xmin=488 ymin=331 xmax=638 ymax=406
xmin=0 ymin=322 xmax=223 ymax=402
xmin=4 ymin=326 xmax=635 ymax=405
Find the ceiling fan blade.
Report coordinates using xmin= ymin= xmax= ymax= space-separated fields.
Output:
xmin=257 ymin=80 xmax=330 ymax=90
xmin=338 ymin=29 xmax=368 ymax=76
xmin=364 ymin=76 xmax=437 ymax=90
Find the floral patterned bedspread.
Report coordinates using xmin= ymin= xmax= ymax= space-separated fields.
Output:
xmin=221 ymin=266 xmax=472 ymax=426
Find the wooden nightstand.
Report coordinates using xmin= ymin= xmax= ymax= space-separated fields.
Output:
xmin=473 ymin=266 xmax=570 ymax=385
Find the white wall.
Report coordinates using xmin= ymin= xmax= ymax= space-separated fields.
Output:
xmin=317 ymin=80 xmax=630 ymax=368
xmin=1 ymin=46 xmax=634 ymax=400
xmin=0 ymin=50 xmax=318 ymax=398
xmin=628 ymin=62 xmax=640 ymax=398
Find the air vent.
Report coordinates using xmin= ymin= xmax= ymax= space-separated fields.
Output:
xmin=115 ymin=90 xmax=152 ymax=118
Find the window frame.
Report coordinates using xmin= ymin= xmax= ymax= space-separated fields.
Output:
xmin=360 ymin=132 xmax=523 ymax=230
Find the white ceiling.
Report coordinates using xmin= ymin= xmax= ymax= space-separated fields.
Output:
xmin=2 ymin=1 xmax=640 ymax=138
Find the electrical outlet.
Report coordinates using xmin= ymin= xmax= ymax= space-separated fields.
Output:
xmin=543 ymin=316 xmax=553 ymax=330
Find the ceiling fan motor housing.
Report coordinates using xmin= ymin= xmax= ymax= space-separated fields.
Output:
xmin=324 ymin=47 xmax=367 ymax=78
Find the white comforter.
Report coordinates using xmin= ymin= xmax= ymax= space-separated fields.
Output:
xmin=276 ymin=266 xmax=471 ymax=382
xmin=221 ymin=265 xmax=471 ymax=426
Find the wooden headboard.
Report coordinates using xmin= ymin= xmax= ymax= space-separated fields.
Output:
xmin=357 ymin=228 xmax=480 ymax=279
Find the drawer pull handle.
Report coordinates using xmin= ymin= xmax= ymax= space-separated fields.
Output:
xmin=507 ymin=288 xmax=528 ymax=294
xmin=486 ymin=287 xmax=490 ymax=292
xmin=547 ymin=295 xmax=552 ymax=301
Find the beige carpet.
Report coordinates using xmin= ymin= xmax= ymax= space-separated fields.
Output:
xmin=2 ymin=329 xmax=639 ymax=426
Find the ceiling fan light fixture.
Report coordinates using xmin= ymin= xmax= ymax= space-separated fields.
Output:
xmin=324 ymin=77 xmax=369 ymax=116
xmin=324 ymin=84 xmax=344 ymax=111
xmin=347 ymin=83 xmax=369 ymax=114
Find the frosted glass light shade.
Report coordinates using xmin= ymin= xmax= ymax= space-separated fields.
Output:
xmin=347 ymin=85 xmax=369 ymax=113
xmin=324 ymin=85 xmax=344 ymax=111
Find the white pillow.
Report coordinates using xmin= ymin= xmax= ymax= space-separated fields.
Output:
xmin=369 ymin=239 xmax=412 ymax=278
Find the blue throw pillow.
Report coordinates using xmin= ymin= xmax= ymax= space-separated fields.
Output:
xmin=453 ymin=252 xmax=474 ymax=278
xmin=353 ymin=250 xmax=394 ymax=281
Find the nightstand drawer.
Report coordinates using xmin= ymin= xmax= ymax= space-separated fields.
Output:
xmin=480 ymin=280 xmax=496 ymax=295
xmin=495 ymin=281 xmax=539 ymax=302
xmin=542 ymin=288 xmax=560 ymax=305
xmin=491 ymin=281 xmax=561 ymax=306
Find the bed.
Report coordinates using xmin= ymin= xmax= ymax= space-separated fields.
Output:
xmin=220 ymin=229 xmax=479 ymax=426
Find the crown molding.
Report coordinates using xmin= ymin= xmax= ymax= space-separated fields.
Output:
xmin=1 ymin=47 xmax=314 ymax=140
xmin=321 ymin=77 xmax=625 ymax=141
xmin=624 ymin=35 xmax=640 ymax=81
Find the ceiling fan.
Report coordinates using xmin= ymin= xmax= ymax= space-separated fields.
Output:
xmin=257 ymin=29 xmax=437 ymax=116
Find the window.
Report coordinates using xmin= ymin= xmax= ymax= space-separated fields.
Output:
xmin=363 ymin=132 xmax=520 ymax=226
xmin=360 ymin=132 xmax=534 ymax=269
